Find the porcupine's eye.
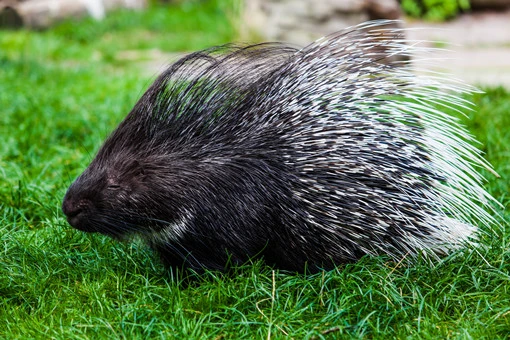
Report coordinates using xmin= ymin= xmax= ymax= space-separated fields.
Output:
xmin=106 ymin=159 xmax=145 ymax=190
xmin=103 ymin=160 xmax=149 ymax=211
xmin=106 ymin=176 xmax=121 ymax=190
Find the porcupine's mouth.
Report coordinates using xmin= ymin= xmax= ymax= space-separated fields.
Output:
xmin=66 ymin=210 xmax=95 ymax=232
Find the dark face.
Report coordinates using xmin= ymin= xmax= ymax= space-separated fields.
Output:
xmin=62 ymin=155 xmax=166 ymax=239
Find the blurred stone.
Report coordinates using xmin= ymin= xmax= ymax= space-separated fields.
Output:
xmin=366 ymin=0 xmax=401 ymax=20
xmin=241 ymin=0 xmax=401 ymax=45
xmin=406 ymin=9 xmax=510 ymax=88
xmin=0 ymin=1 xmax=23 ymax=28
xmin=0 ymin=0 xmax=147 ymax=29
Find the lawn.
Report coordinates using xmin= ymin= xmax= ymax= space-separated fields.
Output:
xmin=1 ymin=1 xmax=509 ymax=338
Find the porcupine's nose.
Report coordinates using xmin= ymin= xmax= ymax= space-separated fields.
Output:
xmin=62 ymin=196 xmax=92 ymax=231
xmin=62 ymin=198 xmax=81 ymax=218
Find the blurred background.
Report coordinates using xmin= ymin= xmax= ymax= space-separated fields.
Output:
xmin=1 ymin=0 xmax=509 ymax=87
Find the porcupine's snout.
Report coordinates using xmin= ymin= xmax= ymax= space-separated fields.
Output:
xmin=62 ymin=191 xmax=95 ymax=232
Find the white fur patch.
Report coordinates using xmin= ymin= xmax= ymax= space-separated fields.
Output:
xmin=149 ymin=213 xmax=191 ymax=243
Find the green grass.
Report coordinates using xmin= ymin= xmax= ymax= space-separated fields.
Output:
xmin=1 ymin=2 xmax=509 ymax=338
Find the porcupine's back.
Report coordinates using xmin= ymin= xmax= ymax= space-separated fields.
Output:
xmin=62 ymin=20 xmax=497 ymax=272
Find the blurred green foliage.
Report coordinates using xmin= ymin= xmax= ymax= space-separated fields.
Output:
xmin=401 ymin=0 xmax=471 ymax=21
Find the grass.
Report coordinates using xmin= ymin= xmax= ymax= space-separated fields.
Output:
xmin=1 ymin=2 xmax=509 ymax=338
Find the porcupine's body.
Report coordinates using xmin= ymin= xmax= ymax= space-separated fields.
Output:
xmin=62 ymin=21 xmax=496 ymax=272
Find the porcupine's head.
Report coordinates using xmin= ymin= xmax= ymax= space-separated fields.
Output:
xmin=62 ymin=43 xmax=296 ymax=240
xmin=60 ymin=102 xmax=186 ymax=240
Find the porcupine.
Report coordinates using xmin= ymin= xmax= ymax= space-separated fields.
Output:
xmin=62 ymin=20 xmax=497 ymax=273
